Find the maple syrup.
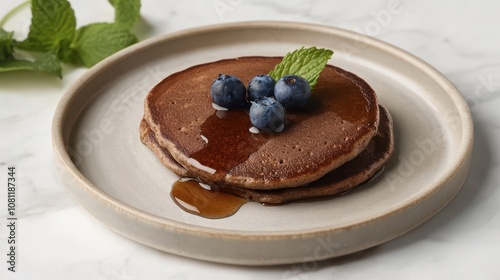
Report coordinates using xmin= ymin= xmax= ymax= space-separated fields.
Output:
xmin=188 ymin=109 xmax=269 ymax=179
xmin=170 ymin=179 xmax=247 ymax=219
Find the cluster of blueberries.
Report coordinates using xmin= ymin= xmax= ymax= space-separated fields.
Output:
xmin=210 ymin=74 xmax=311 ymax=132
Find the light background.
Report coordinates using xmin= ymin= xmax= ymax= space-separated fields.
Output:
xmin=0 ymin=0 xmax=499 ymax=279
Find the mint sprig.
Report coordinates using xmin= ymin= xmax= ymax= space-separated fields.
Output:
xmin=269 ymin=46 xmax=334 ymax=90
xmin=0 ymin=0 xmax=141 ymax=78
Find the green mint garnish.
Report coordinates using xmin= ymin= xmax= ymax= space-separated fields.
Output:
xmin=0 ymin=0 xmax=141 ymax=78
xmin=269 ymin=46 xmax=334 ymax=90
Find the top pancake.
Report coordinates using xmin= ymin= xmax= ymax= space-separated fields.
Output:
xmin=143 ymin=57 xmax=379 ymax=189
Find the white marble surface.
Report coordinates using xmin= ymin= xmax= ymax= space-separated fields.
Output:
xmin=0 ymin=0 xmax=499 ymax=279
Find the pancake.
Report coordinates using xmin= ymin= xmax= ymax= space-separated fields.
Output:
xmin=140 ymin=105 xmax=393 ymax=204
xmin=143 ymin=57 xmax=379 ymax=189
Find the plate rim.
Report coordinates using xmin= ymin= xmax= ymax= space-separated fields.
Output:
xmin=52 ymin=21 xmax=474 ymax=241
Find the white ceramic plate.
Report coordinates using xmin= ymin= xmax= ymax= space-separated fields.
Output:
xmin=52 ymin=21 xmax=473 ymax=265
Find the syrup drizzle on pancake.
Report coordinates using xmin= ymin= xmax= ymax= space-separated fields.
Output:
xmin=187 ymin=94 xmax=330 ymax=178
xmin=188 ymin=109 xmax=270 ymax=179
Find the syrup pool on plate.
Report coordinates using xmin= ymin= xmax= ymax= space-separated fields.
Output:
xmin=170 ymin=178 xmax=247 ymax=219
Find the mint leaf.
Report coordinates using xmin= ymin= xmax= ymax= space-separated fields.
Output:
xmin=0 ymin=53 xmax=62 ymax=77
xmin=72 ymin=23 xmax=138 ymax=67
xmin=0 ymin=29 xmax=15 ymax=60
xmin=269 ymin=47 xmax=334 ymax=90
xmin=19 ymin=0 xmax=76 ymax=52
xmin=111 ymin=0 xmax=141 ymax=30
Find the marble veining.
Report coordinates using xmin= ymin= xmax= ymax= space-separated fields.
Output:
xmin=1 ymin=0 xmax=499 ymax=279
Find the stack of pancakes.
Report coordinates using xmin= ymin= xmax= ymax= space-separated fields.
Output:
xmin=140 ymin=57 xmax=394 ymax=204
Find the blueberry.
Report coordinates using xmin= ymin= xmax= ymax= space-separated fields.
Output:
xmin=249 ymin=97 xmax=285 ymax=132
xmin=248 ymin=75 xmax=276 ymax=101
xmin=210 ymin=74 xmax=247 ymax=109
xmin=274 ymin=75 xmax=311 ymax=109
